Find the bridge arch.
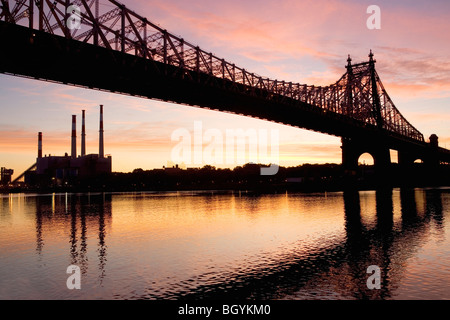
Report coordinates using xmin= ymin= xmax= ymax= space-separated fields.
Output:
xmin=358 ymin=152 xmax=375 ymax=166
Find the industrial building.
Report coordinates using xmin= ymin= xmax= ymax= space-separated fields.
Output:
xmin=24 ymin=105 xmax=112 ymax=186
xmin=1 ymin=167 xmax=14 ymax=185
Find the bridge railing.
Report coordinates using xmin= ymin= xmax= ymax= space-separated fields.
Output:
xmin=1 ymin=0 xmax=425 ymax=142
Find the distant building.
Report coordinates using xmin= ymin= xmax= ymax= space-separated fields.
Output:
xmin=1 ymin=167 xmax=14 ymax=185
xmin=164 ymin=164 xmax=183 ymax=175
xmin=25 ymin=105 xmax=112 ymax=186
xmin=33 ymin=153 xmax=112 ymax=185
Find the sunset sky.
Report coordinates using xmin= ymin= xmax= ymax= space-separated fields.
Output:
xmin=1 ymin=0 xmax=450 ymax=178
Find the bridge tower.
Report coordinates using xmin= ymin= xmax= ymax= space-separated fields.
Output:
xmin=369 ymin=50 xmax=384 ymax=129
xmin=341 ymin=51 xmax=392 ymax=178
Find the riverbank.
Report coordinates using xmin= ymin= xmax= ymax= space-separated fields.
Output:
xmin=2 ymin=163 xmax=449 ymax=194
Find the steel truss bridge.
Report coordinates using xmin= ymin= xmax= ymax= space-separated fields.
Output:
xmin=1 ymin=0 xmax=449 ymax=171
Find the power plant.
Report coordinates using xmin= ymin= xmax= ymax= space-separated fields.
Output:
xmin=21 ymin=105 xmax=112 ymax=186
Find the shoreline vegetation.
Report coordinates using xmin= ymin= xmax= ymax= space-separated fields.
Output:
xmin=2 ymin=163 xmax=449 ymax=194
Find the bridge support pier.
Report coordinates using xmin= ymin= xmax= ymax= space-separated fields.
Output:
xmin=398 ymin=150 xmax=415 ymax=167
xmin=397 ymin=137 xmax=441 ymax=185
xmin=341 ymin=137 xmax=391 ymax=183
xmin=398 ymin=149 xmax=441 ymax=170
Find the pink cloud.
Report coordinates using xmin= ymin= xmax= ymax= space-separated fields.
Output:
xmin=137 ymin=0 xmax=449 ymax=89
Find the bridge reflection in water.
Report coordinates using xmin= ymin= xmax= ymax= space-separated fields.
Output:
xmin=8 ymin=188 xmax=442 ymax=300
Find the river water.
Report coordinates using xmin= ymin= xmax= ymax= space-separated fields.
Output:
xmin=0 ymin=188 xmax=449 ymax=300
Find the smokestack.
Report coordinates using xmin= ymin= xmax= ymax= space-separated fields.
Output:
xmin=38 ymin=132 xmax=43 ymax=159
xmin=71 ymin=115 xmax=77 ymax=159
xmin=99 ymin=105 xmax=104 ymax=158
xmin=81 ymin=110 xmax=86 ymax=157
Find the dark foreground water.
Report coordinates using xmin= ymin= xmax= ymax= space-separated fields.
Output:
xmin=0 ymin=188 xmax=449 ymax=300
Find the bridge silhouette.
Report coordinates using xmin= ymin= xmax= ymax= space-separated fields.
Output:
xmin=1 ymin=0 xmax=449 ymax=174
